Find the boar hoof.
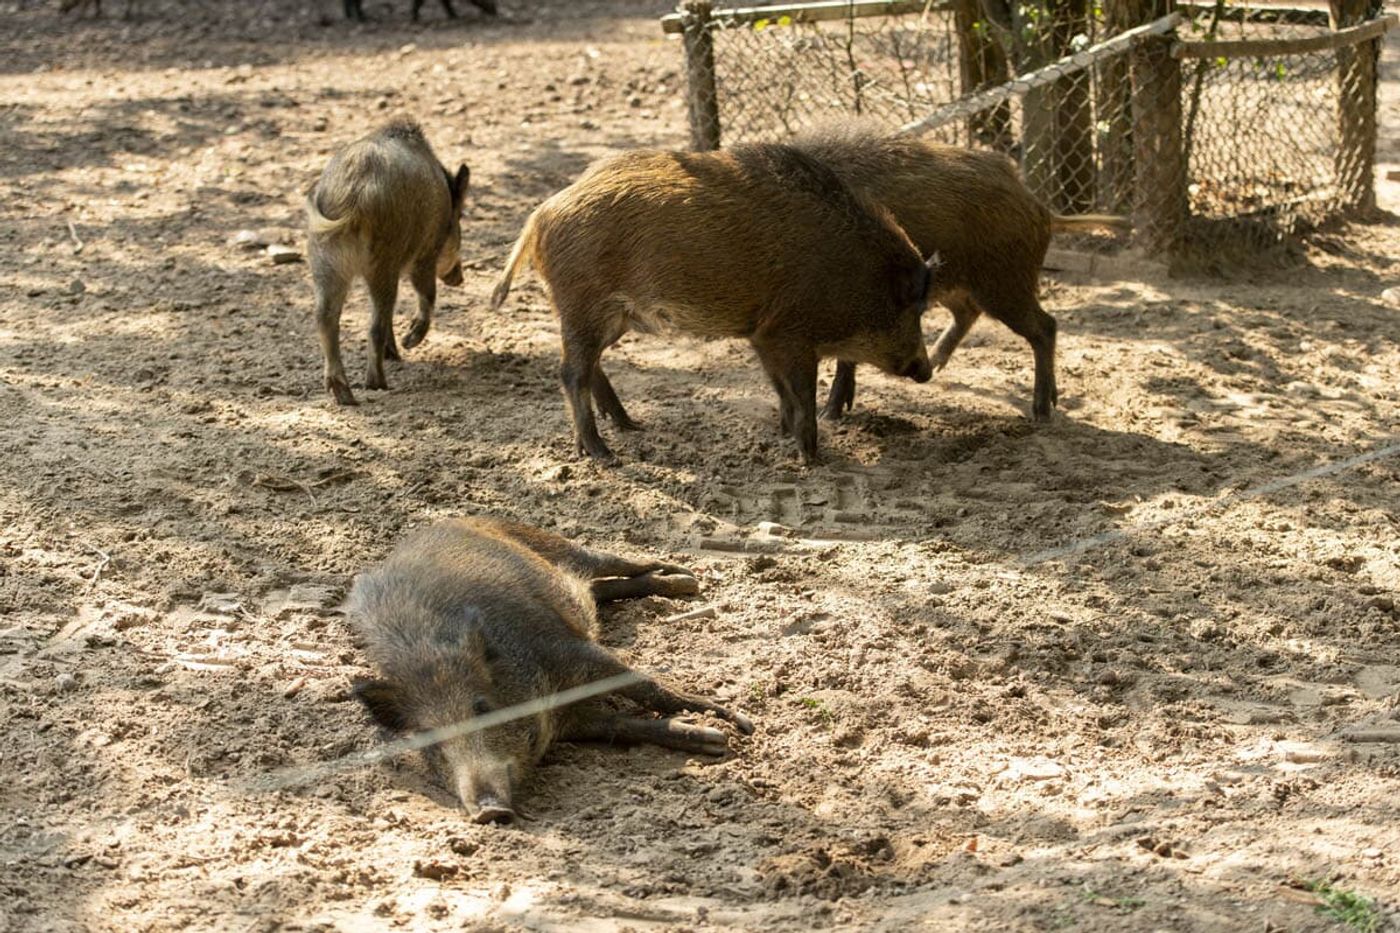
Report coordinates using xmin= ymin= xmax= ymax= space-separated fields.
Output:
xmin=328 ymin=379 xmax=358 ymax=406
xmin=402 ymin=318 xmax=430 ymax=350
xmin=577 ymin=438 xmax=617 ymax=464
xmin=645 ymin=571 xmax=700 ymax=598
xmin=723 ymin=708 xmax=755 ymax=735
xmin=365 ymin=372 xmax=389 ymax=392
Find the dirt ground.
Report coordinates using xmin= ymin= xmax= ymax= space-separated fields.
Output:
xmin=2 ymin=2 xmax=1399 ymax=930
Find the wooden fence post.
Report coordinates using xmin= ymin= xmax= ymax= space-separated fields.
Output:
xmin=1331 ymin=0 xmax=1380 ymax=212
xmin=951 ymin=0 xmax=1012 ymax=150
xmin=1129 ymin=1 xmax=1186 ymax=254
xmin=1097 ymin=0 xmax=1140 ymax=213
xmin=681 ymin=0 xmax=722 ymax=151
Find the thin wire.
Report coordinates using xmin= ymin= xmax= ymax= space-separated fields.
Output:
xmin=241 ymin=670 xmax=645 ymax=794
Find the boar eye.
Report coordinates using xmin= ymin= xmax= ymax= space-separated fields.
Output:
xmin=473 ymin=698 xmax=493 ymax=717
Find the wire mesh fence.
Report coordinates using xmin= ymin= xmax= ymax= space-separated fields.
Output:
xmin=663 ymin=0 xmax=1395 ymax=266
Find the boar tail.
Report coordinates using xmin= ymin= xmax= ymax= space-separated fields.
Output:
xmin=490 ymin=208 xmax=540 ymax=311
xmin=304 ymin=194 xmax=356 ymax=237
xmin=1050 ymin=213 xmax=1131 ymax=235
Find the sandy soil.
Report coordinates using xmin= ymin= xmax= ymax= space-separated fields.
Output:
xmin=2 ymin=2 xmax=1399 ymax=930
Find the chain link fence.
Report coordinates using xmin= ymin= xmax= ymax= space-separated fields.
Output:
xmin=663 ymin=0 xmax=1395 ymax=266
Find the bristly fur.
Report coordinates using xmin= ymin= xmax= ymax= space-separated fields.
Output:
xmin=790 ymin=120 xmax=1065 ymax=422
xmin=488 ymin=141 xmax=937 ymax=463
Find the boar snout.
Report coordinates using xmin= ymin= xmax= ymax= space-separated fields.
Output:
xmin=455 ymin=754 xmax=516 ymax=824
xmin=902 ymin=353 xmax=933 ymax=383
xmin=441 ymin=262 xmax=464 ymax=287
xmin=470 ymin=795 xmax=516 ymax=825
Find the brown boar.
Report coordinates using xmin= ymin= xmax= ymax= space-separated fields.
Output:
xmin=342 ymin=0 xmax=498 ymax=21
xmin=306 ymin=119 xmax=469 ymax=405
xmin=489 ymin=143 xmax=938 ymax=465
xmin=348 ymin=516 xmax=752 ymax=824
xmin=791 ymin=123 xmax=1127 ymax=423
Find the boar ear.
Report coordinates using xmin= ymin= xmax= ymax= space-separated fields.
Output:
xmin=352 ymin=678 xmax=410 ymax=733
xmin=916 ymin=252 xmax=942 ymax=305
xmin=452 ymin=164 xmax=470 ymax=202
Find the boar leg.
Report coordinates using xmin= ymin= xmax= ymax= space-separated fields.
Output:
xmin=754 ymin=342 xmax=820 ymax=464
xmin=559 ymin=325 xmax=615 ymax=462
xmin=561 ymin=712 xmax=730 ymax=756
xmin=402 ymin=260 xmax=436 ymax=351
xmin=312 ymin=261 xmax=356 ymax=406
xmin=439 ymin=0 xmax=459 ymax=16
xmin=466 ymin=518 xmax=694 ymax=588
xmin=577 ymin=649 xmax=754 ymax=734
xmin=930 ymin=292 xmax=983 ymax=372
xmin=364 ymin=269 xmax=399 ymax=392
xmin=819 ymin=361 xmax=856 ymax=422
xmin=591 ymin=572 xmax=699 ymax=602
xmin=591 ymin=369 xmax=641 ymax=431
xmin=973 ymin=284 xmax=1059 ymax=420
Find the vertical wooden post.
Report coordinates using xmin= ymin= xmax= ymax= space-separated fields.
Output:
xmin=1330 ymin=0 xmax=1380 ymax=212
xmin=1129 ymin=2 xmax=1186 ymax=254
xmin=1051 ymin=0 xmax=1094 ymax=211
xmin=1000 ymin=0 xmax=1095 ymax=212
xmin=952 ymin=0 xmax=1012 ymax=150
xmin=681 ymin=0 xmax=722 ymax=151
xmin=1097 ymin=0 xmax=1139 ymax=214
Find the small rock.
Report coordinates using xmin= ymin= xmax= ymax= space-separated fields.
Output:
xmin=198 ymin=593 xmax=242 ymax=615
xmin=267 ymin=244 xmax=303 ymax=265
xmin=55 ymin=673 xmax=78 ymax=693
xmin=1380 ymin=286 xmax=1400 ymax=309
xmin=66 ymin=279 xmax=86 ymax=295
xmin=231 ymin=229 xmax=268 ymax=250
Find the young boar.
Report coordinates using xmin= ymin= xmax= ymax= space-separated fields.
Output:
xmin=790 ymin=123 xmax=1127 ymax=423
xmin=306 ymin=119 xmax=469 ymax=405
xmin=348 ymin=516 xmax=753 ymax=824
xmin=490 ymin=144 xmax=938 ymax=465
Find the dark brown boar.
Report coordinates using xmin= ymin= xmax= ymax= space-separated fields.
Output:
xmin=489 ymin=143 xmax=938 ymax=465
xmin=306 ymin=119 xmax=469 ymax=405
xmin=790 ymin=123 xmax=1127 ymax=424
xmin=348 ymin=516 xmax=752 ymax=824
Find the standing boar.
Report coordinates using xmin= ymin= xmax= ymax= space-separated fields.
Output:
xmin=790 ymin=123 xmax=1127 ymax=423
xmin=306 ymin=119 xmax=469 ymax=405
xmin=348 ymin=516 xmax=752 ymax=823
xmin=489 ymin=144 xmax=938 ymax=464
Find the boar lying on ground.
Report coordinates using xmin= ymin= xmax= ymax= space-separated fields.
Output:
xmin=306 ymin=119 xmax=469 ymax=405
xmin=791 ymin=123 xmax=1128 ymax=424
xmin=348 ymin=516 xmax=753 ymax=824
xmin=491 ymin=143 xmax=937 ymax=464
